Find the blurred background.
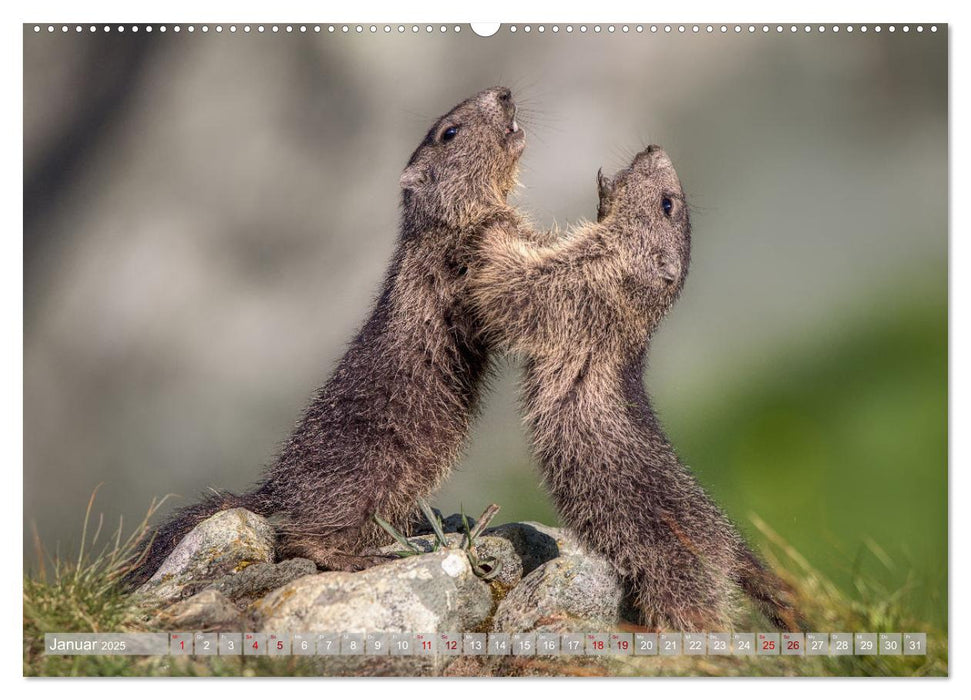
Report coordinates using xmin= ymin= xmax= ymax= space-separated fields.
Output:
xmin=24 ymin=26 xmax=946 ymax=625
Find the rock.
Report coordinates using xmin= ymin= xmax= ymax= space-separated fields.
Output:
xmin=465 ymin=536 xmax=523 ymax=588
xmin=483 ymin=521 xmax=585 ymax=575
xmin=377 ymin=533 xmax=524 ymax=588
xmin=135 ymin=508 xmax=275 ymax=604
xmin=208 ymin=558 xmax=317 ymax=607
xmin=491 ymin=554 xmax=625 ymax=633
xmin=440 ymin=512 xmax=476 ymax=533
xmin=157 ymin=589 xmax=243 ymax=631
xmin=252 ymin=549 xmax=493 ymax=633
xmin=124 ymin=508 xmax=632 ymax=654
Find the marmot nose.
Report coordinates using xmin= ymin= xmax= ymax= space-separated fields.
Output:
xmin=647 ymin=144 xmax=662 ymax=154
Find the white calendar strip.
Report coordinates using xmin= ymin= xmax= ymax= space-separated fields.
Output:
xmin=45 ymin=631 xmax=927 ymax=657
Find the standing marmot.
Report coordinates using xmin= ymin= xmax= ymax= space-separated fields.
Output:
xmin=126 ymin=87 xmax=529 ymax=585
xmin=467 ymin=146 xmax=800 ymax=631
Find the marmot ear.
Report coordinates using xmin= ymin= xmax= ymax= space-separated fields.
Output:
xmin=597 ymin=168 xmax=614 ymax=201
xmin=399 ymin=164 xmax=427 ymax=190
xmin=597 ymin=168 xmax=615 ymax=222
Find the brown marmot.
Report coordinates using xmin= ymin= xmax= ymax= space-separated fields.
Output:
xmin=466 ymin=146 xmax=800 ymax=631
xmin=126 ymin=86 xmax=529 ymax=586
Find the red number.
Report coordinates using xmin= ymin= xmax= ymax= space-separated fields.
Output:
xmin=762 ymin=640 xmax=775 ymax=650
xmin=787 ymin=641 xmax=798 ymax=650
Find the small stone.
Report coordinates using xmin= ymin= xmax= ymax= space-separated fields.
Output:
xmin=483 ymin=521 xmax=585 ymax=574
xmin=135 ymin=508 xmax=275 ymax=605
xmin=492 ymin=555 xmax=625 ymax=633
xmin=467 ymin=537 xmax=523 ymax=588
xmin=157 ymin=589 xmax=242 ymax=631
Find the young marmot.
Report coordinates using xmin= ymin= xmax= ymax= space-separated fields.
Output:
xmin=467 ymin=146 xmax=800 ymax=631
xmin=126 ymin=87 xmax=529 ymax=585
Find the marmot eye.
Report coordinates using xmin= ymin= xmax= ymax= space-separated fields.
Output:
xmin=662 ymin=197 xmax=673 ymax=216
xmin=441 ymin=126 xmax=459 ymax=142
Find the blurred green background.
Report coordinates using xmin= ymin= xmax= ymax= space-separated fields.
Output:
xmin=24 ymin=26 xmax=947 ymax=626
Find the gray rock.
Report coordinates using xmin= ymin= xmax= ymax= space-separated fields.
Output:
xmin=377 ymin=533 xmax=523 ymax=588
xmin=483 ymin=521 xmax=585 ymax=574
xmin=208 ymin=558 xmax=317 ymax=607
xmin=135 ymin=508 xmax=275 ymax=604
xmin=465 ymin=536 xmax=523 ymax=588
xmin=253 ymin=549 xmax=494 ymax=633
xmin=157 ymin=589 xmax=243 ymax=631
xmin=492 ymin=555 xmax=625 ymax=633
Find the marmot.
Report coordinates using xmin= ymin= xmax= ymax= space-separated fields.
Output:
xmin=126 ymin=86 xmax=529 ymax=586
xmin=467 ymin=146 xmax=800 ymax=631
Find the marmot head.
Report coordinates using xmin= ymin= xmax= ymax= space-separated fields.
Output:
xmin=597 ymin=145 xmax=692 ymax=321
xmin=400 ymin=86 xmax=525 ymax=227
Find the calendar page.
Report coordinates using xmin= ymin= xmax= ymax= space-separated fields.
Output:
xmin=22 ymin=17 xmax=947 ymax=679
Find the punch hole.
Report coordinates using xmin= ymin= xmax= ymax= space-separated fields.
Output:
xmin=470 ymin=23 xmax=500 ymax=37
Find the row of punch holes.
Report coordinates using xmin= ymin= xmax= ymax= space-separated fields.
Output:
xmin=32 ymin=24 xmax=940 ymax=35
